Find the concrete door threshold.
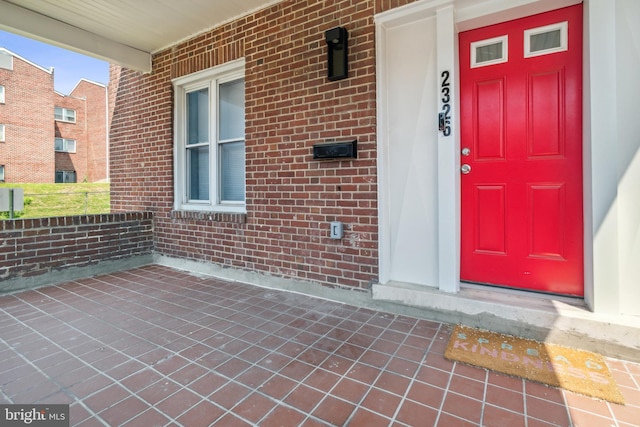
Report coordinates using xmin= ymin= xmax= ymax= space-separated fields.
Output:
xmin=372 ymin=281 xmax=640 ymax=362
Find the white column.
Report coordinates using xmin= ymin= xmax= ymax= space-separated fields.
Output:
xmin=584 ymin=0 xmax=620 ymax=313
xmin=436 ymin=5 xmax=460 ymax=293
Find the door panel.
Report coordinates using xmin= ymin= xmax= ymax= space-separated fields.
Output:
xmin=528 ymin=184 xmax=565 ymax=259
xmin=476 ymin=79 xmax=506 ymax=160
xmin=529 ymin=71 xmax=563 ymax=157
xmin=476 ymin=185 xmax=506 ymax=254
xmin=460 ymin=4 xmax=583 ymax=295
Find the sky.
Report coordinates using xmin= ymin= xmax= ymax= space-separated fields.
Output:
xmin=0 ymin=30 xmax=109 ymax=95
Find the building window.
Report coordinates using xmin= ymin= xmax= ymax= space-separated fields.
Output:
xmin=173 ymin=58 xmax=246 ymax=212
xmin=524 ymin=22 xmax=568 ymax=58
xmin=55 ymin=137 xmax=77 ymax=153
xmin=0 ymin=165 xmax=4 ymax=182
xmin=0 ymin=124 xmax=4 ymax=142
xmin=0 ymin=85 xmax=4 ymax=103
xmin=54 ymin=107 xmax=76 ymax=123
xmin=471 ymin=35 xmax=508 ymax=68
xmin=55 ymin=170 xmax=76 ymax=183
xmin=0 ymin=51 xmax=12 ymax=70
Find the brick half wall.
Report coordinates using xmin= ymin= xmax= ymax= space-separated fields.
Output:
xmin=0 ymin=212 xmax=154 ymax=293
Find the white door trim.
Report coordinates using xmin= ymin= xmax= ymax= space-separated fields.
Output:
xmin=375 ymin=0 xmax=623 ymax=314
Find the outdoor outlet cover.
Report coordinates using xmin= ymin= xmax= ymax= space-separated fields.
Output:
xmin=330 ymin=221 xmax=343 ymax=239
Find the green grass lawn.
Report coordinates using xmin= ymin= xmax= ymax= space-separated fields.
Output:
xmin=0 ymin=183 xmax=110 ymax=219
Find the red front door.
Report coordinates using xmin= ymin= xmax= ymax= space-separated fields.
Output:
xmin=459 ymin=5 xmax=583 ymax=296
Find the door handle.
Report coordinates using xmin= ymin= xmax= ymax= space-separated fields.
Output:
xmin=461 ymin=164 xmax=471 ymax=174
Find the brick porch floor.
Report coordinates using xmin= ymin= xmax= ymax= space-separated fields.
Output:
xmin=0 ymin=265 xmax=638 ymax=426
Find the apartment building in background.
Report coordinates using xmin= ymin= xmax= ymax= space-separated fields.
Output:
xmin=0 ymin=47 xmax=107 ymax=183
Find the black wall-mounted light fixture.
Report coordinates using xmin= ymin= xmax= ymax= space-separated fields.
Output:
xmin=325 ymin=27 xmax=348 ymax=81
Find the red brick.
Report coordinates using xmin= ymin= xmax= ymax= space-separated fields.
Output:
xmin=109 ymin=0 xmax=420 ymax=291
xmin=0 ymin=52 xmax=107 ymax=183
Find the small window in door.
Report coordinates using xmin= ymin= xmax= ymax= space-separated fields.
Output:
xmin=471 ymin=35 xmax=508 ymax=68
xmin=525 ymin=22 xmax=568 ymax=57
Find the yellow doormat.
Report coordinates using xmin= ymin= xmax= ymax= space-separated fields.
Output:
xmin=445 ymin=325 xmax=625 ymax=404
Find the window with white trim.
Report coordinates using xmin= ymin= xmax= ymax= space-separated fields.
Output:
xmin=524 ymin=22 xmax=568 ymax=57
xmin=55 ymin=137 xmax=76 ymax=153
xmin=471 ymin=35 xmax=508 ymax=68
xmin=0 ymin=165 xmax=4 ymax=182
xmin=173 ymin=59 xmax=246 ymax=212
xmin=0 ymin=51 xmax=12 ymax=70
xmin=0 ymin=85 xmax=5 ymax=103
xmin=0 ymin=124 xmax=4 ymax=142
xmin=54 ymin=107 xmax=76 ymax=123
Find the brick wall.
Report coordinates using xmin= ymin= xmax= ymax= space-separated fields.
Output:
xmin=0 ymin=54 xmax=55 ymax=183
xmin=110 ymin=0 xmax=417 ymax=290
xmin=55 ymin=93 xmax=86 ymax=180
xmin=0 ymin=212 xmax=154 ymax=292
xmin=70 ymin=80 xmax=108 ymax=182
xmin=0 ymin=51 xmax=107 ymax=184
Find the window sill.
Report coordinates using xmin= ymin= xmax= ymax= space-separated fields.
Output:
xmin=171 ymin=210 xmax=247 ymax=224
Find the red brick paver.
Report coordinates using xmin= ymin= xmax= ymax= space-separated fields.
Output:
xmin=1 ymin=265 xmax=638 ymax=426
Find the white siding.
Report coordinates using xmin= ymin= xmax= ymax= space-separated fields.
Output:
xmin=615 ymin=0 xmax=640 ymax=315
xmin=378 ymin=14 xmax=439 ymax=287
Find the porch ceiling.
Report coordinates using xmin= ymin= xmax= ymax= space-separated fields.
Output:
xmin=0 ymin=0 xmax=280 ymax=73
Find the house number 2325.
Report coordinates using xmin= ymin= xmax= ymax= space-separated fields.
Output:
xmin=439 ymin=70 xmax=452 ymax=136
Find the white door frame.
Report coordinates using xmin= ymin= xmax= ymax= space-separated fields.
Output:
xmin=375 ymin=0 xmax=616 ymax=312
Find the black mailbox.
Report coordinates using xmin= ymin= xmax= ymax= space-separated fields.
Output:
xmin=312 ymin=140 xmax=357 ymax=160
